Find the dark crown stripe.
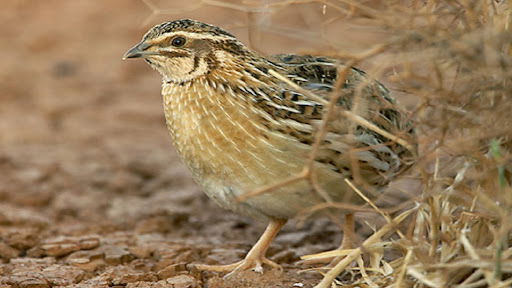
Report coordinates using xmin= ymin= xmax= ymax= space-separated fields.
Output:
xmin=144 ymin=19 xmax=235 ymax=41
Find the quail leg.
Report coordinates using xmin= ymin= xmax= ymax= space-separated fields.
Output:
xmin=340 ymin=213 xmax=355 ymax=250
xmin=192 ymin=219 xmax=286 ymax=276
xmin=300 ymin=213 xmax=355 ymax=265
xmin=328 ymin=213 xmax=355 ymax=267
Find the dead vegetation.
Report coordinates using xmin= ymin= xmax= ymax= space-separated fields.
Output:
xmin=195 ymin=0 xmax=512 ymax=287
xmin=271 ymin=0 xmax=512 ymax=287
xmin=142 ymin=0 xmax=512 ymax=286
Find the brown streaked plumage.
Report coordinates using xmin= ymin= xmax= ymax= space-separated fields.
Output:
xmin=124 ymin=19 xmax=415 ymax=275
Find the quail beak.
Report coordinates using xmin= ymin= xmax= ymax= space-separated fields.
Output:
xmin=123 ymin=41 xmax=153 ymax=60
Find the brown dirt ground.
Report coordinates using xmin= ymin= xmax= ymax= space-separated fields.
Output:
xmin=0 ymin=1 xmax=406 ymax=287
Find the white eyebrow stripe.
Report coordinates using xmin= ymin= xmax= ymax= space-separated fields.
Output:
xmin=150 ymin=31 xmax=234 ymax=43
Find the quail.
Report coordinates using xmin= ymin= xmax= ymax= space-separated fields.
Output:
xmin=124 ymin=19 xmax=413 ymax=275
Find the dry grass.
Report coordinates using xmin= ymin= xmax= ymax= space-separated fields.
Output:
xmin=144 ymin=0 xmax=512 ymax=287
xmin=303 ymin=1 xmax=512 ymax=287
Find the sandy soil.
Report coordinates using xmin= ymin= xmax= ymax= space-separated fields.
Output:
xmin=0 ymin=1 xmax=377 ymax=287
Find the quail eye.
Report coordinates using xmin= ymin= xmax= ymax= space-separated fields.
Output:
xmin=171 ymin=36 xmax=186 ymax=47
